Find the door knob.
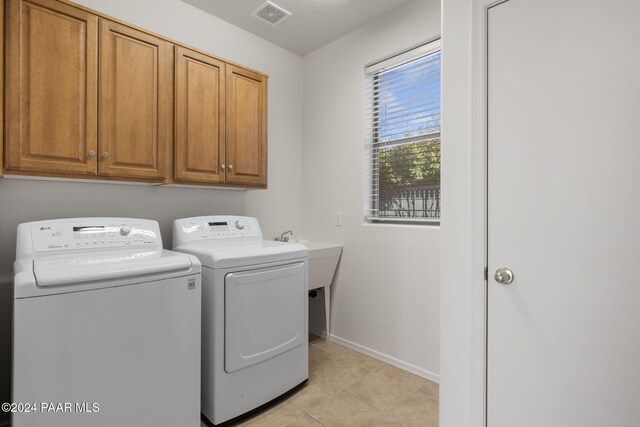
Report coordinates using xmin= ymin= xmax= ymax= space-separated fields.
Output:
xmin=494 ymin=268 xmax=514 ymax=285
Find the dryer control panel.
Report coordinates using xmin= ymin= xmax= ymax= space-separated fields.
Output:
xmin=20 ymin=218 xmax=161 ymax=254
xmin=173 ymin=216 xmax=262 ymax=244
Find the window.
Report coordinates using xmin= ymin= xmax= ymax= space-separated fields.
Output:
xmin=365 ymin=40 xmax=441 ymax=224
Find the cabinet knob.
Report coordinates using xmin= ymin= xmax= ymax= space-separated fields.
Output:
xmin=228 ymin=164 xmax=233 ymax=171
xmin=88 ymin=150 xmax=97 ymax=158
xmin=101 ymin=151 xmax=109 ymax=158
xmin=221 ymin=164 xmax=225 ymax=170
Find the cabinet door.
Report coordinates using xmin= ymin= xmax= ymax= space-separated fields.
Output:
xmin=5 ymin=0 xmax=98 ymax=174
xmin=175 ymin=47 xmax=225 ymax=184
xmin=99 ymin=19 xmax=172 ymax=180
xmin=225 ymin=65 xmax=268 ymax=187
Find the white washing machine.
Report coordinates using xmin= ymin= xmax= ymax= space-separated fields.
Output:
xmin=13 ymin=218 xmax=202 ymax=427
xmin=173 ymin=216 xmax=308 ymax=425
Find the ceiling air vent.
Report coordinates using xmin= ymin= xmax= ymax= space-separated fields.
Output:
xmin=251 ymin=1 xmax=292 ymax=26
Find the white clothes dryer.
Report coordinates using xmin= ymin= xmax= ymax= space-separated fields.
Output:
xmin=13 ymin=218 xmax=201 ymax=427
xmin=173 ymin=216 xmax=308 ymax=426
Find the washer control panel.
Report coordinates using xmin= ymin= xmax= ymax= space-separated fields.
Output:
xmin=174 ymin=216 xmax=262 ymax=242
xmin=29 ymin=219 xmax=160 ymax=252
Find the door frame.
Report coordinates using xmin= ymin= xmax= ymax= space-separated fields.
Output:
xmin=467 ymin=0 xmax=511 ymax=426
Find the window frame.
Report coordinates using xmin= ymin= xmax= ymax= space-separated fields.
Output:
xmin=365 ymin=39 xmax=442 ymax=226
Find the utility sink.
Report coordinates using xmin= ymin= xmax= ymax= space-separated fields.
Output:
xmin=298 ymin=240 xmax=343 ymax=290
xmin=298 ymin=240 xmax=342 ymax=338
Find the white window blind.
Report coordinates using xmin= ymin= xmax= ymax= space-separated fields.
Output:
xmin=365 ymin=40 xmax=441 ymax=223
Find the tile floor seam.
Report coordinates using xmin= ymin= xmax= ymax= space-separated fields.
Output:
xmin=284 ymin=411 xmax=322 ymax=427
xmin=372 ymin=409 xmax=399 ymax=427
xmin=288 ymin=389 xmax=338 ymax=414
xmin=303 ymin=411 xmax=328 ymax=427
xmin=343 ymin=386 xmax=376 ymax=406
xmin=312 ymin=390 xmax=385 ymax=427
xmin=344 ymin=384 xmax=401 ymax=414
xmin=346 ymin=367 xmax=427 ymax=412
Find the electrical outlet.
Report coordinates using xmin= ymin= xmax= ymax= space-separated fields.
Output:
xmin=335 ymin=212 xmax=343 ymax=226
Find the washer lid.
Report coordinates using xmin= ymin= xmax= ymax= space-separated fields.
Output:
xmin=174 ymin=240 xmax=308 ymax=269
xmin=32 ymin=249 xmax=193 ymax=287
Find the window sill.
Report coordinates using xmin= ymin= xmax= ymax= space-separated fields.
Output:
xmin=362 ymin=220 xmax=441 ymax=230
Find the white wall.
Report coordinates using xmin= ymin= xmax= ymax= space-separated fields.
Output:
xmin=0 ymin=0 xmax=303 ymax=421
xmin=440 ymin=0 xmax=485 ymax=425
xmin=301 ymin=0 xmax=441 ymax=381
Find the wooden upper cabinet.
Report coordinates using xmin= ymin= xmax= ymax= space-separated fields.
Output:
xmin=225 ymin=65 xmax=268 ymax=187
xmin=98 ymin=19 xmax=172 ymax=180
xmin=174 ymin=46 xmax=225 ymax=184
xmin=3 ymin=0 xmax=268 ymax=187
xmin=5 ymin=0 xmax=98 ymax=174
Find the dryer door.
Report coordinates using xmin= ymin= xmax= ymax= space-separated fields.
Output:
xmin=224 ymin=262 xmax=306 ymax=373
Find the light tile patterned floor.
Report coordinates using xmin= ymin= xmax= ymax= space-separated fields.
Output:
xmin=201 ymin=338 xmax=439 ymax=427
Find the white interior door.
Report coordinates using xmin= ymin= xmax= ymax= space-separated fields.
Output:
xmin=488 ymin=0 xmax=640 ymax=425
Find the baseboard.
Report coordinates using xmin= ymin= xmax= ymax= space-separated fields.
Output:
xmin=329 ymin=334 xmax=440 ymax=384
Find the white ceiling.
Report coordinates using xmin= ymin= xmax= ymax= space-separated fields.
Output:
xmin=182 ymin=0 xmax=414 ymax=56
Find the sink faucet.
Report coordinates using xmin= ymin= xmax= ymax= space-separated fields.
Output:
xmin=276 ymin=230 xmax=293 ymax=242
